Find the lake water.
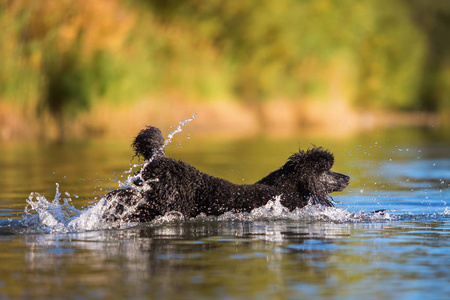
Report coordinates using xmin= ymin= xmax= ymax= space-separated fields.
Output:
xmin=0 ymin=126 xmax=449 ymax=299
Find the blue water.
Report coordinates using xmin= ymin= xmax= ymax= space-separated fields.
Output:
xmin=0 ymin=127 xmax=449 ymax=299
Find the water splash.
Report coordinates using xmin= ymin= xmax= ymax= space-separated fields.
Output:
xmin=164 ymin=113 xmax=197 ymax=148
xmin=19 ymin=182 xmax=399 ymax=234
xmin=23 ymin=183 xmax=81 ymax=233
xmin=213 ymin=196 xmax=393 ymax=223
xmin=22 ymin=184 xmax=139 ymax=233
xmin=18 ymin=115 xmax=198 ymax=233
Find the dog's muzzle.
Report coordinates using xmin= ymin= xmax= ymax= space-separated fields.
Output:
xmin=319 ymin=171 xmax=350 ymax=193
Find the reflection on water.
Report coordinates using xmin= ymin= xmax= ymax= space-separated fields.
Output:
xmin=1 ymin=220 xmax=449 ymax=299
xmin=0 ymin=127 xmax=449 ymax=299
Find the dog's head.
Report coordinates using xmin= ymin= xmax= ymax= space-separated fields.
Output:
xmin=287 ymin=147 xmax=350 ymax=206
xmin=259 ymin=147 xmax=350 ymax=207
xmin=132 ymin=126 xmax=165 ymax=160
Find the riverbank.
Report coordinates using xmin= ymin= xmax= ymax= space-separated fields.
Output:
xmin=0 ymin=99 xmax=442 ymax=141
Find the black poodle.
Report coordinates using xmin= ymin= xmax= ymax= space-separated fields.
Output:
xmin=102 ymin=126 xmax=350 ymax=222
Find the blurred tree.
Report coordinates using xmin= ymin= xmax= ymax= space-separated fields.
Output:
xmin=1 ymin=0 xmax=450 ymax=139
xmin=16 ymin=0 xmax=133 ymax=138
xmin=402 ymin=0 xmax=450 ymax=111
xmin=142 ymin=0 xmax=427 ymax=109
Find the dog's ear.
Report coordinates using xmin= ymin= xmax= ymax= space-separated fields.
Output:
xmin=305 ymin=147 xmax=334 ymax=172
xmin=132 ymin=126 xmax=165 ymax=160
xmin=288 ymin=147 xmax=334 ymax=173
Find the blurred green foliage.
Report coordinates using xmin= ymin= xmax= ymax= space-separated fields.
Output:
xmin=0 ymin=0 xmax=449 ymax=126
xmin=403 ymin=0 xmax=450 ymax=111
xmin=145 ymin=0 xmax=428 ymax=108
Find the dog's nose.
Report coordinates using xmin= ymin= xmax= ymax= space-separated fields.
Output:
xmin=335 ymin=176 xmax=350 ymax=192
xmin=340 ymin=172 xmax=351 ymax=188
xmin=343 ymin=175 xmax=350 ymax=185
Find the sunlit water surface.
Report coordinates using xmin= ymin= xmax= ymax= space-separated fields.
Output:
xmin=0 ymin=127 xmax=449 ymax=299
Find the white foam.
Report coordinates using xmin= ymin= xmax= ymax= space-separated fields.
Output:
xmin=210 ymin=196 xmax=394 ymax=223
xmin=24 ymin=183 xmax=80 ymax=233
xmin=22 ymin=184 xmax=397 ymax=234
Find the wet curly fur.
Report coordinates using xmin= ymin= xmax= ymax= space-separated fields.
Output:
xmin=102 ymin=126 xmax=350 ymax=222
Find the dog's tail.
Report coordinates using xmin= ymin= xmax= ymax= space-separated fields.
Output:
xmin=132 ymin=126 xmax=165 ymax=160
